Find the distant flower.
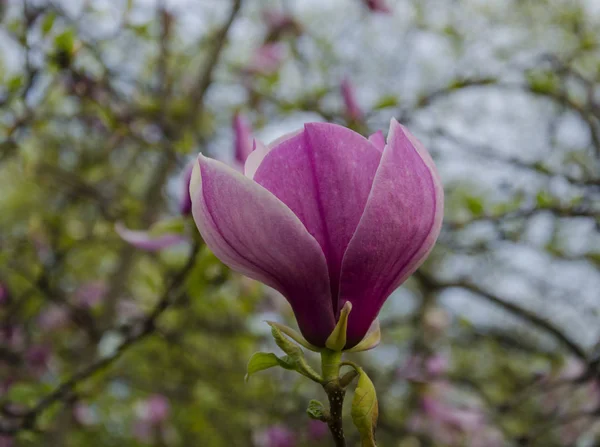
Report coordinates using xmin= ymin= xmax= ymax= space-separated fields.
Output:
xmin=263 ymin=10 xmax=302 ymax=41
xmin=133 ymin=395 xmax=170 ymax=443
xmin=190 ymin=120 xmax=443 ymax=349
xmin=307 ymin=419 xmax=328 ymax=440
xmin=179 ymin=160 xmax=195 ymax=216
xmin=423 ymin=307 xmax=451 ymax=335
xmin=115 ymin=222 xmax=188 ymax=252
xmin=142 ymin=395 xmax=170 ymax=425
xmin=37 ymin=305 xmax=70 ymax=331
xmin=245 ymin=43 xmax=286 ymax=76
xmin=73 ymin=402 xmax=96 ymax=426
xmin=74 ymin=281 xmax=106 ymax=308
xmin=0 ymin=283 xmax=8 ymax=305
xmin=363 ymin=0 xmax=392 ymax=14
xmin=340 ymin=77 xmax=363 ymax=122
xmin=254 ymin=425 xmax=296 ymax=447
xmin=0 ymin=435 xmax=12 ymax=447
xmin=426 ymin=354 xmax=449 ymax=377
xmin=233 ymin=112 xmax=254 ymax=167
xmin=25 ymin=345 xmax=52 ymax=377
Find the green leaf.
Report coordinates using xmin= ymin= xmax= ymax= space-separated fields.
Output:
xmin=7 ymin=76 xmax=23 ymax=93
xmin=325 ymin=301 xmax=352 ymax=351
xmin=307 ymin=399 xmax=326 ymax=420
xmin=536 ymin=191 xmax=554 ymax=208
xmin=41 ymin=12 xmax=57 ymax=36
xmin=465 ymin=195 xmax=484 ymax=216
xmin=149 ymin=217 xmax=187 ymax=236
xmin=351 ymin=369 xmax=378 ymax=447
xmin=245 ymin=352 xmax=295 ymax=382
xmin=265 ymin=321 xmax=320 ymax=351
xmin=268 ymin=323 xmax=322 ymax=382
xmin=54 ymin=29 xmax=75 ymax=53
xmin=372 ymin=95 xmax=398 ymax=110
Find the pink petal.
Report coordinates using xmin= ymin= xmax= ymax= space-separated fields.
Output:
xmin=190 ymin=155 xmax=335 ymax=345
xmin=115 ymin=223 xmax=188 ymax=251
xmin=368 ymin=130 xmax=386 ymax=151
xmin=245 ymin=130 xmax=304 ymax=180
xmin=233 ymin=113 xmax=254 ymax=164
xmin=253 ymin=123 xmax=381 ymax=312
xmin=339 ymin=119 xmax=444 ymax=347
xmin=341 ymin=77 xmax=363 ymax=121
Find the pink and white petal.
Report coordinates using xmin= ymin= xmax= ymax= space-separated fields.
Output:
xmin=190 ymin=155 xmax=335 ymax=346
xmin=254 ymin=123 xmax=381 ymax=310
xmin=368 ymin=130 xmax=386 ymax=152
xmin=115 ymin=223 xmax=188 ymax=251
xmin=339 ymin=119 xmax=444 ymax=348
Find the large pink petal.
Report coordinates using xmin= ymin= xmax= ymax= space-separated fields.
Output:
xmin=253 ymin=123 xmax=382 ymax=312
xmin=339 ymin=119 xmax=444 ymax=347
xmin=190 ymin=155 xmax=335 ymax=346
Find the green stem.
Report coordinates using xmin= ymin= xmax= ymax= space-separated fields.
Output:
xmin=320 ymin=350 xmax=345 ymax=446
xmin=321 ymin=350 xmax=342 ymax=383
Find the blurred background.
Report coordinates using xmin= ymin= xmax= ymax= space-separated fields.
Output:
xmin=0 ymin=0 xmax=599 ymax=445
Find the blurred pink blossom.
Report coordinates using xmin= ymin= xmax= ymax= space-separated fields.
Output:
xmin=73 ymin=402 xmax=96 ymax=426
xmin=115 ymin=222 xmax=188 ymax=252
xmin=233 ymin=112 xmax=254 ymax=167
xmin=25 ymin=345 xmax=52 ymax=377
xmin=263 ymin=10 xmax=302 ymax=39
xmin=425 ymin=354 xmax=449 ymax=377
xmin=254 ymin=424 xmax=296 ymax=447
xmin=245 ymin=43 xmax=285 ymax=76
xmin=142 ymin=394 xmax=170 ymax=424
xmin=74 ymin=281 xmax=106 ymax=308
xmin=363 ymin=0 xmax=392 ymax=14
xmin=307 ymin=419 xmax=328 ymax=441
xmin=0 ymin=284 xmax=8 ymax=305
xmin=397 ymin=353 xmax=449 ymax=381
xmin=38 ymin=305 xmax=70 ymax=331
xmin=340 ymin=77 xmax=363 ymax=122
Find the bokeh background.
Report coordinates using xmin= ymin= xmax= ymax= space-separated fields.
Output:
xmin=0 ymin=0 xmax=599 ymax=445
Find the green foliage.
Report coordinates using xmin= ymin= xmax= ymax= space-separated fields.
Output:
xmin=351 ymin=368 xmax=379 ymax=447
xmin=245 ymin=352 xmax=295 ymax=382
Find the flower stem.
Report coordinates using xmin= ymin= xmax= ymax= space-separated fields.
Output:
xmin=320 ymin=350 xmax=346 ymax=446
xmin=321 ymin=350 xmax=342 ymax=382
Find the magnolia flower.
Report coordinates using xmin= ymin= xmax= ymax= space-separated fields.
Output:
xmin=363 ymin=0 xmax=392 ymax=14
xmin=25 ymin=345 xmax=52 ymax=378
xmin=74 ymin=281 xmax=106 ymax=308
xmin=0 ymin=283 xmax=8 ymax=305
xmin=37 ymin=305 xmax=70 ymax=330
xmin=133 ymin=395 xmax=170 ymax=443
xmin=245 ymin=43 xmax=286 ymax=76
xmin=115 ymin=222 xmax=188 ymax=252
xmin=308 ymin=419 xmax=328 ymax=441
xmin=141 ymin=395 xmax=170 ymax=425
xmin=254 ymin=425 xmax=296 ymax=447
xmin=116 ymin=161 xmax=193 ymax=251
xmin=263 ymin=10 xmax=302 ymax=41
xmin=190 ymin=119 xmax=443 ymax=349
xmin=233 ymin=112 xmax=254 ymax=167
xmin=340 ymin=77 xmax=363 ymax=122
